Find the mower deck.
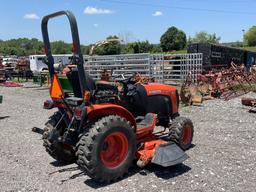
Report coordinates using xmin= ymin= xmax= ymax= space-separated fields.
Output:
xmin=135 ymin=113 xmax=189 ymax=168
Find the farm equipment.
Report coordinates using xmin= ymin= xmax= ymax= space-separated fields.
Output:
xmin=241 ymin=97 xmax=256 ymax=113
xmin=41 ymin=11 xmax=194 ymax=183
xmin=0 ymin=58 xmax=6 ymax=83
xmin=0 ymin=69 xmax=6 ymax=83
xmin=181 ymin=63 xmax=256 ymax=105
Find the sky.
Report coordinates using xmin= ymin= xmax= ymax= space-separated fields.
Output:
xmin=0 ymin=0 xmax=256 ymax=45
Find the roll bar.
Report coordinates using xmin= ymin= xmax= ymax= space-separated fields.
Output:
xmin=41 ymin=10 xmax=87 ymax=96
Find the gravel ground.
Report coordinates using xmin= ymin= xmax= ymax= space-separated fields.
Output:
xmin=0 ymin=86 xmax=256 ymax=192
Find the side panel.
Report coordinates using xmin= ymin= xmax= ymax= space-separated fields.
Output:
xmin=147 ymin=95 xmax=171 ymax=114
xmin=86 ymin=104 xmax=137 ymax=130
xmin=146 ymin=95 xmax=172 ymax=126
xmin=143 ymin=83 xmax=178 ymax=114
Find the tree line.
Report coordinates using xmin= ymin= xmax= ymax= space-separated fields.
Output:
xmin=1 ymin=26 xmax=256 ymax=56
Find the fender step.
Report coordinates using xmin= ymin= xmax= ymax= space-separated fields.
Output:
xmin=151 ymin=142 xmax=189 ymax=167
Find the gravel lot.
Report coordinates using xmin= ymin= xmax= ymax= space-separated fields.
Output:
xmin=0 ymin=86 xmax=256 ymax=192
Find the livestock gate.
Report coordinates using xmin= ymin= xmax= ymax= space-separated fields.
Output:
xmin=84 ymin=53 xmax=203 ymax=85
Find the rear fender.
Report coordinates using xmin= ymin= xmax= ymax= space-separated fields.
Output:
xmin=86 ymin=104 xmax=137 ymax=130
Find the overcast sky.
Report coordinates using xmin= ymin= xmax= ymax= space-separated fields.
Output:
xmin=0 ymin=0 xmax=255 ymax=44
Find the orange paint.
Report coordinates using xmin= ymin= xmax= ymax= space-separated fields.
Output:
xmin=143 ymin=83 xmax=178 ymax=114
xmin=50 ymin=74 xmax=64 ymax=101
xmin=136 ymin=139 xmax=167 ymax=166
xmin=86 ymin=104 xmax=137 ymax=130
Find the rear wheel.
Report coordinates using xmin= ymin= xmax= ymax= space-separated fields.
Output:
xmin=43 ymin=111 xmax=76 ymax=164
xmin=77 ymin=115 xmax=136 ymax=183
xmin=168 ymin=117 xmax=194 ymax=150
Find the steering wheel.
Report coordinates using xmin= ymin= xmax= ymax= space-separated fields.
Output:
xmin=113 ymin=73 xmax=136 ymax=84
xmin=111 ymin=73 xmax=137 ymax=96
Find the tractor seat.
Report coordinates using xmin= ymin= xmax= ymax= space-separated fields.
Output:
xmin=66 ymin=68 xmax=96 ymax=97
xmin=137 ymin=113 xmax=157 ymax=130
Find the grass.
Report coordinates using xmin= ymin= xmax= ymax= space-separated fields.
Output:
xmin=240 ymin=46 xmax=256 ymax=52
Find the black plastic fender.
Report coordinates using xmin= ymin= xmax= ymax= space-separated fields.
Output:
xmin=151 ymin=142 xmax=189 ymax=167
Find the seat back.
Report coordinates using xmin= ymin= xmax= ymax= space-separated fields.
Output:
xmin=67 ymin=68 xmax=96 ymax=98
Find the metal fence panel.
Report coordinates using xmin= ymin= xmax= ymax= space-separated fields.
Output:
xmin=84 ymin=53 xmax=150 ymax=80
xmin=84 ymin=53 xmax=202 ymax=84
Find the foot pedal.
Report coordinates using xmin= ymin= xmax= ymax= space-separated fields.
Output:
xmin=152 ymin=142 xmax=189 ymax=167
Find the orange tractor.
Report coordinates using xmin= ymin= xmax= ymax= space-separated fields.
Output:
xmin=41 ymin=11 xmax=194 ymax=183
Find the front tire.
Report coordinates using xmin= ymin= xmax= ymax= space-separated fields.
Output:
xmin=77 ymin=115 xmax=136 ymax=183
xmin=168 ymin=116 xmax=194 ymax=150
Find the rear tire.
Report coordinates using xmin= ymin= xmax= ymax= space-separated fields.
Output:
xmin=43 ymin=111 xmax=76 ymax=164
xmin=168 ymin=116 xmax=194 ymax=150
xmin=77 ymin=115 xmax=136 ymax=183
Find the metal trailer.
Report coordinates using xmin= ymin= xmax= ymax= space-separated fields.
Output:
xmin=188 ymin=43 xmax=256 ymax=71
xmin=29 ymin=54 xmax=72 ymax=72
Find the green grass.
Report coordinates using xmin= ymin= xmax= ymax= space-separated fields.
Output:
xmin=240 ymin=46 xmax=256 ymax=52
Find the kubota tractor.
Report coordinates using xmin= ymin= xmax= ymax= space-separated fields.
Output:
xmin=41 ymin=11 xmax=194 ymax=183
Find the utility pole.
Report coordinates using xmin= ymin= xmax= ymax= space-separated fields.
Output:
xmin=242 ymin=29 xmax=245 ymax=47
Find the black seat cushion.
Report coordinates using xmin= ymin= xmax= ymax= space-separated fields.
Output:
xmin=66 ymin=68 xmax=96 ymax=98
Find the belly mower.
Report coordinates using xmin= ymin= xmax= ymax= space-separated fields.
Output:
xmin=41 ymin=10 xmax=194 ymax=183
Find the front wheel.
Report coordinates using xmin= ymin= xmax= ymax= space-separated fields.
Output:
xmin=76 ymin=115 xmax=136 ymax=183
xmin=168 ymin=116 xmax=194 ymax=150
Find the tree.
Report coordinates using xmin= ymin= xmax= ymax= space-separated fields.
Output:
xmin=188 ymin=31 xmax=221 ymax=44
xmin=151 ymin=44 xmax=162 ymax=53
xmin=51 ymin=41 xmax=72 ymax=54
xmin=244 ymin=26 xmax=256 ymax=46
xmin=0 ymin=38 xmax=44 ymax=56
xmin=94 ymin=35 xmax=121 ymax=55
xmin=81 ymin=45 xmax=90 ymax=55
xmin=0 ymin=37 xmax=162 ymax=56
xmin=137 ymin=41 xmax=153 ymax=53
xmin=160 ymin=26 xmax=187 ymax=52
xmin=126 ymin=41 xmax=153 ymax=53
